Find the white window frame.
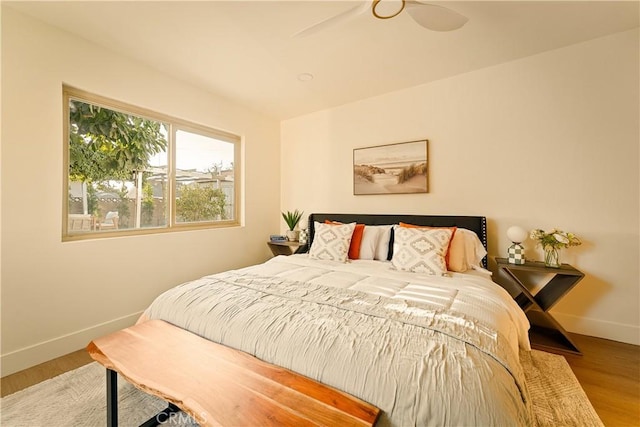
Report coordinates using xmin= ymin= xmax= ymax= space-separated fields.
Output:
xmin=62 ymin=86 xmax=241 ymax=241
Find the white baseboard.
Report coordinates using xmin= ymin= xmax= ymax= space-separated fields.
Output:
xmin=1 ymin=311 xmax=142 ymax=377
xmin=552 ymin=311 xmax=640 ymax=345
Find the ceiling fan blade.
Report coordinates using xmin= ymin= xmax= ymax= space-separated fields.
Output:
xmin=405 ymin=2 xmax=468 ymax=32
xmin=293 ymin=1 xmax=370 ymax=38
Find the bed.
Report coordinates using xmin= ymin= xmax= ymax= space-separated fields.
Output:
xmin=141 ymin=213 xmax=533 ymax=426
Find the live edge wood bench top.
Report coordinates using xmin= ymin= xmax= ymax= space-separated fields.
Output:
xmin=87 ymin=319 xmax=380 ymax=427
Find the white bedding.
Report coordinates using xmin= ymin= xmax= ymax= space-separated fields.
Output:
xmin=236 ymin=255 xmax=530 ymax=355
xmin=143 ymin=255 xmax=533 ymax=426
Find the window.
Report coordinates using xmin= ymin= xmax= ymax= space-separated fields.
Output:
xmin=64 ymin=86 xmax=240 ymax=240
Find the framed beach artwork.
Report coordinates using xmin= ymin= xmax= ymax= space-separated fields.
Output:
xmin=353 ymin=140 xmax=428 ymax=195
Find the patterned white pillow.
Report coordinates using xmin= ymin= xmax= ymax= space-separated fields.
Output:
xmin=309 ymin=221 xmax=357 ymax=263
xmin=391 ymin=226 xmax=454 ymax=275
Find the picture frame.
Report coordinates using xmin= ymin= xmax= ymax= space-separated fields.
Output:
xmin=353 ymin=140 xmax=428 ymax=195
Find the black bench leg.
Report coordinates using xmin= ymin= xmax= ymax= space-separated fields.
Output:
xmin=107 ymin=369 xmax=118 ymax=427
xmin=105 ymin=367 xmax=181 ymax=427
xmin=139 ymin=403 xmax=182 ymax=427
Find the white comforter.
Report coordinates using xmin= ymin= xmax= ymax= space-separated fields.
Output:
xmin=144 ymin=255 xmax=532 ymax=426
xmin=239 ymin=255 xmax=530 ymax=354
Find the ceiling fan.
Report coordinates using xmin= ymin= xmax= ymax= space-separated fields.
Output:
xmin=294 ymin=0 xmax=468 ymax=37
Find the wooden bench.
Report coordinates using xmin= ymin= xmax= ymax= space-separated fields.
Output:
xmin=87 ymin=319 xmax=380 ymax=427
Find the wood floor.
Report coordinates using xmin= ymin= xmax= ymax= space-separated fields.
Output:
xmin=0 ymin=348 xmax=93 ymax=398
xmin=1 ymin=333 xmax=639 ymax=425
xmin=559 ymin=333 xmax=640 ymax=426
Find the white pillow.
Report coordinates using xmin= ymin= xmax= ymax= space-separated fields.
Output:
xmin=358 ymin=226 xmax=381 ymax=260
xmin=448 ymin=228 xmax=487 ymax=272
xmin=391 ymin=226 xmax=453 ymax=275
xmin=373 ymin=225 xmax=393 ymax=261
xmin=309 ymin=221 xmax=356 ymax=263
xmin=464 ymin=228 xmax=487 ymax=267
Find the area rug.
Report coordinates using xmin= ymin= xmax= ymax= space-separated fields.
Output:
xmin=1 ymin=364 xmax=197 ymax=427
xmin=520 ymin=349 xmax=604 ymax=427
xmin=1 ymin=350 xmax=602 ymax=426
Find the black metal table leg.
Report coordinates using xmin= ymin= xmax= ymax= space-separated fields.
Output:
xmin=107 ymin=368 xmax=118 ymax=427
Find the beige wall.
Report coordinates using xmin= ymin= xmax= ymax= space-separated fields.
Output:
xmin=2 ymin=7 xmax=637 ymax=377
xmin=1 ymin=8 xmax=280 ymax=375
xmin=281 ymin=29 xmax=640 ymax=345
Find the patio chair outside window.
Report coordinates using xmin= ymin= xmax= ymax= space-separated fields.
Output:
xmin=97 ymin=211 xmax=119 ymax=230
xmin=68 ymin=214 xmax=95 ymax=232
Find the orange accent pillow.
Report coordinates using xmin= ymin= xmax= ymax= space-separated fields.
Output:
xmin=398 ymin=222 xmax=457 ymax=269
xmin=325 ymin=220 xmax=365 ymax=259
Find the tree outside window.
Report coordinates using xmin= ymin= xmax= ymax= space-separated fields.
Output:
xmin=64 ymin=87 xmax=239 ymax=239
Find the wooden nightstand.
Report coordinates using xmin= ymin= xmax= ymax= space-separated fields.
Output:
xmin=267 ymin=241 xmax=302 ymax=256
xmin=495 ymin=257 xmax=585 ymax=355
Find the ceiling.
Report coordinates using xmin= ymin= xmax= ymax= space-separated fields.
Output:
xmin=6 ymin=1 xmax=639 ymax=120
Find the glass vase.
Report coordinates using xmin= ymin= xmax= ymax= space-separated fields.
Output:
xmin=544 ymin=246 xmax=561 ymax=268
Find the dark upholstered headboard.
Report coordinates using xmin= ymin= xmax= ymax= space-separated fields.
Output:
xmin=300 ymin=213 xmax=488 ymax=268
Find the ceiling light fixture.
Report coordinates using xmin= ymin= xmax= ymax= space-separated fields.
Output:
xmin=372 ymin=0 xmax=405 ymax=19
xmin=294 ymin=0 xmax=468 ymax=38
xmin=297 ymin=73 xmax=314 ymax=82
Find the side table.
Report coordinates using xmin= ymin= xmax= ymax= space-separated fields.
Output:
xmin=267 ymin=241 xmax=302 ymax=256
xmin=495 ymin=257 xmax=585 ymax=355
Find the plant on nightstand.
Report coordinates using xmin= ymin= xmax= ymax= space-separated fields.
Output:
xmin=530 ymin=228 xmax=582 ymax=268
xmin=282 ymin=209 xmax=304 ymax=241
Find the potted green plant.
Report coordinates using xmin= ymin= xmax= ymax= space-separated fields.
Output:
xmin=282 ymin=209 xmax=303 ymax=241
xmin=530 ymin=228 xmax=582 ymax=268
